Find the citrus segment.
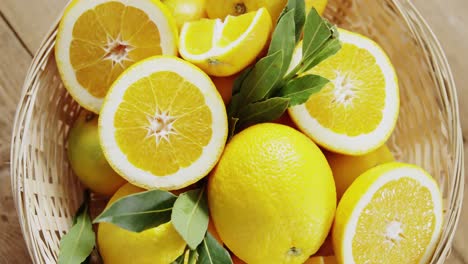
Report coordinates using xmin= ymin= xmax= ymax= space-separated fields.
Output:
xmin=99 ymin=56 xmax=227 ymax=190
xmin=333 ymin=163 xmax=443 ymax=264
xmin=179 ymin=8 xmax=272 ymax=76
xmin=288 ymin=29 xmax=399 ymax=155
xmin=56 ymin=0 xmax=178 ymax=113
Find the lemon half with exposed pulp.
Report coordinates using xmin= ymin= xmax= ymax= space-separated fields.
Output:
xmin=179 ymin=8 xmax=272 ymax=76
xmin=99 ymin=56 xmax=227 ymax=190
xmin=288 ymin=29 xmax=399 ymax=155
xmin=56 ymin=0 xmax=178 ymax=113
xmin=333 ymin=163 xmax=443 ymax=264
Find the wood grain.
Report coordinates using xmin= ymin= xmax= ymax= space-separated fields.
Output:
xmin=0 ymin=0 xmax=67 ymax=54
xmin=0 ymin=12 xmax=33 ymax=264
xmin=0 ymin=0 xmax=466 ymax=263
xmin=0 ymin=168 xmax=31 ymax=264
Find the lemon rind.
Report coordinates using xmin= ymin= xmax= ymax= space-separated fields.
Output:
xmin=55 ymin=0 xmax=178 ymax=113
xmin=99 ymin=56 xmax=228 ymax=190
xmin=288 ymin=29 xmax=400 ymax=155
xmin=338 ymin=163 xmax=443 ymax=264
xmin=178 ymin=8 xmax=267 ymax=62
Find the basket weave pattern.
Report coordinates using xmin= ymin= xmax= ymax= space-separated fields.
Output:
xmin=10 ymin=0 xmax=464 ymax=263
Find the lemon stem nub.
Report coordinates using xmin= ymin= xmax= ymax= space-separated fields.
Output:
xmin=85 ymin=113 xmax=96 ymax=122
xmin=235 ymin=3 xmax=247 ymax=15
xmin=287 ymin=247 xmax=302 ymax=257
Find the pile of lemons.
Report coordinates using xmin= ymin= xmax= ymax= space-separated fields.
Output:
xmin=56 ymin=0 xmax=443 ymax=263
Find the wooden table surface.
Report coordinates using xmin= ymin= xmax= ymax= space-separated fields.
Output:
xmin=0 ymin=0 xmax=466 ymax=263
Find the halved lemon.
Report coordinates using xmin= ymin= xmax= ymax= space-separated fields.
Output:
xmin=333 ymin=163 xmax=443 ymax=264
xmin=56 ymin=0 xmax=178 ymax=113
xmin=288 ymin=29 xmax=399 ymax=155
xmin=179 ymin=8 xmax=272 ymax=76
xmin=99 ymin=56 xmax=228 ymax=190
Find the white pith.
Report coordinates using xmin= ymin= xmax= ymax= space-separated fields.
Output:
xmin=179 ymin=8 xmax=265 ymax=61
xmin=342 ymin=166 xmax=443 ymax=264
xmin=99 ymin=57 xmax=227 ymax=190
xmin=332 ymin=71 xmax=362 ymax=106
xmin=288 ymin=29 xmax=400 ymax=154
xmin=103 ymin=35 xmax=133 ymax=67
xmin=55 ymin=0 xmax=177 ymax=113
xmin=145 ymin=109 xmax=177 ymax=144
xmin=385 ymin=221 xmax=404 ymax=243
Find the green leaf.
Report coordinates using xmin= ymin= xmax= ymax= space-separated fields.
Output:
xmin=171 ymin=188 xmax=209 ymax=249
xmin=281 ymin=0 xmax=306 ymax=41
xmin=197 ymin=233 xmax=233 ymax=264
xmin=301 ymin=36 xmax=341 ymax=72
xmin=225 ymin=2 xmax=341 ymax=138
xmin=302 ymin=8 xmax=333 ymax=62
xmin=268 ymin=10 xmax=296 ymax=77
xmin=58 ymin=199 xmax=95 ymax=264
xmin=93 ymin=189 xmax=177 ymax=232
xmin=232 ymin=65 xmax=253 ymax=95
xmin=188 ymin=249 xmax=199 ymax=264
xmin=228 ymin=93 xmax=242 ymax=118
xmin=279 ymin=74 xmax=329 ymax=106
xmin=228 ymin=66 xmax=254 ymax=118
xmin=239 ymin=50 xmax=283 ymax=104
xmin=238 ymin=97 xmax=290 ymax=128
xmin=228 ymin=117 xmax=239 ymax=141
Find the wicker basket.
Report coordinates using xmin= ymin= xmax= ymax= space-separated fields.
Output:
xmin=10 ymin=0 xmax=464 ymax=263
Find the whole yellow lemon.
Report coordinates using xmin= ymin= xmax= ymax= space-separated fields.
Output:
xmin=67 ymin=110 xmax=125 ymax=196
xmin=305 ymin=0 xmax=328 ymax=15
xmin=98 ymin=183 xmax=186 ymax=264
xmin=206 ymin=0 xmax=286 ymax=24
xmin=205 ymin=0 xmax=327 ymax=24
xmin=208 ymin=123 xmax=336 ymax=264
xmin=162 ymin=0 xmax=207 ymax=29
xmin=325 ymin=145 xmax=394 ymax=199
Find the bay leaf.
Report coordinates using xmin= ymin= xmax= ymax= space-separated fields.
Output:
xmin=238 ymin=97 xmax=290 ymax=128
xmin=58 ymin=200 xmax=95 ymax=264
xmin=188 ymin=249 xmax=199 ymax=264
xmin=197 ymin=233 xmax=232 ymax=264
xmin=239 ymin=50 xmax=283 ymax=104
xmin=302 ymin=8 xmax=333 ymax=62
xmin=279 ymin=74 xmax=329 ymax=106
xmin=171 ymin=188 xmax=209 ymax=249
xmin=93 ymin=189 xmax=176 ymax=232
xmin=268 ymin=10 xmax=296 ymax=77
xmin=278 ymin=0 xmax=306 ymax=41
xmin=301 ymin=37 xmax=341 ymax=72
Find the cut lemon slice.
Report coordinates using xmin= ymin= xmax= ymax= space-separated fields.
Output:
xmin=56 ymin=0 xmax=178 ymax=113
xmin=179 ymin=8 xmax=272 ymax=76
xmin=288 ymin=29 xmax=399 ymax=155
xmin=99 ymin=56 xmax=228 ymax=190
xmin=333 ymin=163 xmax=443 ymax=264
